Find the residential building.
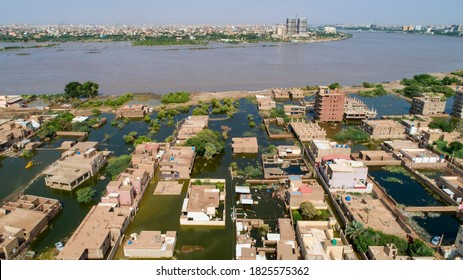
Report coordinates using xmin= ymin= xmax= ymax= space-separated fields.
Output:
xmin=232 ymin=137 xmax=258 ymax=154
xmin=286 ymin=176 xmax=326 ymax=210
xmin=235 ymin=219 xmax=267 ymax=260
xmin=343 ymin=97 xmax=377 ymax=120
xmin=382 ymin=139 xmax=419 ymax=153
xmin=284 ymin=105 xmax=306 ymax=116
xmin=314 ymin=86 xmax=345 ymax=122
xmin=255 ymin=94 xmax=276 ymax=111
xmin=131 ymin=142 xmax=160 ymax=176
xmin=276 ymin=145 xmax=301 ymax=158
xmin=323 ymin=27 xmax=337 ymax=34
xmin=43 ymin=142 xmax=110 ymax=191
xmin=177 ymin=115 xmax=208 ymax=143
xmin=272 ymin=88 xmax=290 ymax=99
xmin=400 ymin=148 xmax=442 ymax=164
xmin=100 ymin=168 xmax=150 ymax=208
xmin=296 ymin=220 xmax=355 ymax=260
xmin=57 ymin=206 xmax=132 ymax=260
xmin=0 ymin=119 xmax=32 ymax=151
xmin=276 ymin=218 xmax=298 ymax=260
xmin=116 ymin=104 xmax=149 ymax=118
xmin=367 ymin=244 xmax=401 ymax=260
xmin=123 ymin=231 xmax=176 ymax=259
xmin=289 ymin=120 xmax=326 ymax=142
xmin=410 ymin=95 xmax=446 ymax=115
xmin=309 ymin=139 xmax=351 ymax=163
xmin=159 ymin=146 xmax=195 ymax=179
xmin=361 ymin=119 xmax=404 ymax=140
xmin=180 ymin=179 xmax=226 ymax=226
xmin=289 ymin=88 xmax=304 ymax=99
xmin=452 ymin=89 xmax=463 ymax=118
xmin=0 ymin=195 xmax=61 ymax=260
xmin=359 ymin=150 xmax=394 ymax=162
xmin=437 ymin=176 xmax=463 ymax=203
xmin=319 ymin=158 xmax=369 ymax=191
xmin=0 ymin=95 xmax=23 ymax=108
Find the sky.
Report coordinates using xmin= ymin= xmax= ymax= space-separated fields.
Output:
xmin=2 ymin=0 xmax=463 ymax=26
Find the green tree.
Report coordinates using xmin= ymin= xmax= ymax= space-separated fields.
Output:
xmin=447 ymin=141 xmax=463 ymax=153
xmin=81 ymin=81 xmax=99 ymax=97
xmin=407 ymin=239 xmax=434 ymax=257
xmin=230 ymin=162 xmax=238 ymax=170
xmin=345 ymin=220 xmax=365 ymax=240
xmin=300 ymin=201 xmax=317 ymax=219
xmin=329 ymin=82 xmax=340 ymax=90
xmin=185 ymin=129 xmax=224 ymax=158
xmin=292 ymin=210 xmax=303 ymax=222
xmin=106 ymin=155 xmax=131 ymax=180
xmin=64 ymin=81 xmax=82 ymax=98
xmin=76 ymin=187 xmax=96 ymax=203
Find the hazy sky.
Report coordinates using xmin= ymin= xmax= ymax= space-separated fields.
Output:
xmin=2 ymin=0 xmax=463 ymax=25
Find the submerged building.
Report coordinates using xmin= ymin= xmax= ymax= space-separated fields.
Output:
xmin=314 ymin=86 xmax=345 ymax=122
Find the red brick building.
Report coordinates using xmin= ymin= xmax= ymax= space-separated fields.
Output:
xmin=314 ymin=86 xmax=345 ymax=122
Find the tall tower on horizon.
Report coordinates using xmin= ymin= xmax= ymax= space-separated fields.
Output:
xmin=297 ymin=17 xmax=308 ymax=34
xmin=286 ymin=17 xmax=296 ymax=36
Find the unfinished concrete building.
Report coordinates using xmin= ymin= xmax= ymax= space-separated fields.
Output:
xmin=116 ymin=104 xmax=149 ymax=118
xmin=232 ymin=137 xmax=258 ymax=154
xmin=361 ymin=119 xmax=405 ymax=140
xmin=410 ymin=94 xmax=446 ymax=116
xmin=289 ymin=120 xmax=326 ymax=142
xmin=343 ymin=97 xmax=377 ymax=120
xmin=255 ymin=94 xmax=276 ymax=111
xmin=43 ymin=142 xmax=110 ymax=191
xmin=176 ymin=116 xmax=209 ymax=143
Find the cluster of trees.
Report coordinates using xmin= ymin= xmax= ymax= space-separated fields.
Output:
xmin=76 ymin=187 xmax=96 ymax=203
xmin=428 ymin=118 xmax=456 ymax=133
xmin=123 ymin=131 xmax=152 ymax=146
xmin=64 ymin=81 xmax=99 ymax=98
xmin=358 ymin=84 xmax=388 ymax=97
xmin=399 ymin=74 xmax=458 ymax=98
xmin=328 ymin=82 xmax=341 ymax=90
xmin=133 ymin=36 xmax=207 ymax=46
xmin=185 ymin=129 xmax=225 ymax=160
xmin=236 ymin=165 xmax=262 ymax=179
xmin=37 ymin=112 xmax=74 ymax=138
xmin=78 ymin=93 xmax=133 ymax=108
xmin=192 ymin=104 xmax=209 ymax=115
xmin=451 ymin=70 xmax=463 ymax=78
xmin=211 ymin=98 xmax=236 ymax=116
xmin=334 ymin=127 xmax=370 ymax=143
xmin=292 ymin=201 xmax=330 ymax=222
xmin=106 ymin=155 xmax=132 ymax=180
xmin=247 ymin=114 xmax=256 ymax=128
xmin=161 ymin=91 xmax=190 ymax=103
xmin=433 ymin=140 xmax=463 ymax=158
xmin=345 ymin=221 xmax=434 ymax=257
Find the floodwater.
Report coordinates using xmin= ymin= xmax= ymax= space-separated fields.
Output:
xmin=370 ymin=168 xmax=460 ymax=245
xmin=1 ymin=32 xmax=463 ymax=94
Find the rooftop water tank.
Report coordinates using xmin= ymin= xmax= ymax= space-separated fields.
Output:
xmin=345 ymin=196 xmax=351 ymax=202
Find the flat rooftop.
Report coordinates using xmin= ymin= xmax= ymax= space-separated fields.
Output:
xmin=400 ymin=148 xmax=438 ymax=158
xmin=125 ymin=231 xmax=176 ymax=250
xmin=364 ymin=119 xmax=403 ymax=128
xmin=187 ymin=185 xmax=220 ymax=213
xmin=232 ymin=137 xmax=258 ymax=148
xmin=154 ymin=181 xmax=184 ymax=195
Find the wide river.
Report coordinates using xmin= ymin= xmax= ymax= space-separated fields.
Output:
xmin=1 ymin=32 xmax=463 ymax=95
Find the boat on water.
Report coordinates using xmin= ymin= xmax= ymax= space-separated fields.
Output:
xmin=25 ymin=161 xmax=33 ymax=169
xmin=55 ymin=242 xmax=64 ymax=251
xmin=431 ymin=236 xmax=441 ymax=246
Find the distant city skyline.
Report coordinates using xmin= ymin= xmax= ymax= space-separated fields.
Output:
xmin=2 ymin=0 xmax=463 ymax=26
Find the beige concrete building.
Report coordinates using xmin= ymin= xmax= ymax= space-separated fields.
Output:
xmin=437 ymin=176 xmax=463 ymax=203
xmin=286 ymin=176 xmax=326 ymax=210
xmin=131 ymin=142 xmax=160 ymax=176
xmin=382 ymin=139 xmax=419 ymax=152
xmin=289 ymin=88 xmax=304 ymax=99
xmin=289 ymin=120 xmax=326 ymax=142
xmin=180 ymin=179 xmax=226 ymax=226
xmin=57 ymin=206 xmax=132 ymax=260
xmin=43 ymin=142 xmax=110 ymax=190
xmin=400 ymin=148 xmax=442 ymax=164
xmin=343 ymin=97 xmax=377 ymax=120
xmin=177 ymin=116 xmax=209 ymax=143
xmin=159 ymin=146 xmax=195 ymax=179
xmin=276 ymin=145 xmax=301 ymax=158
xmin=361 ymin=119 xmax=405 ymax=140
xmin=276 ymin=218 xmax=298 ymax=260
xmin=367 ymin=244 xmax=402 ymax=260
xmin=0 ymin=195 xmax=61 ymax=260
xmin=284 ymin=105 xmax=306 ymax=116
xmin=272 ymin=88 xmax=290 ymax=99
xmin=0 ymin=119 xmax=32 ymax=151
xmin=123 ymin=231 xmax=176 ymax=259
xmin=0 ymin=95 xmax=23 ymax=108
xmin=296 ymin=220 xmax=355 ymax=260
xmin=310 ymin=139 xmax=351 ymax=162
xmin=410 ymin=95 xmax=446 ymax=115
xmin=319 ymin=159 xmax=369 ymax=191
xmin=232 ymin=137 xmax=258 ymax=154
xmin=359 ymin=150 xmax=394 ymax=161
xmin=116 ymin=104 xmax=149 ymax=118
xmin=255 ymin=95 xmax=276 ymax=111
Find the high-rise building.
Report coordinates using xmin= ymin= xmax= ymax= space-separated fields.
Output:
xmin=297 ymin=17 xmax=307 ymax=34
xmin=314 ymin=86 xmax=345 ymax=122
xmin=286 ymin=17 xmax=297 ymax=36
xmin=451 ymin=87 xmax=463 ymax=118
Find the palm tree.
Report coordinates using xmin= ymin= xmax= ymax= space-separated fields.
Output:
xmin=345 ymin=220 xmax=365 ymax=240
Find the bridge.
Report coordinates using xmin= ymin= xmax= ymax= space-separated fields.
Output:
xmin=402 ymin=206 xmax=459 ymax=213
